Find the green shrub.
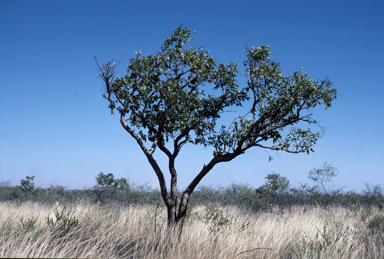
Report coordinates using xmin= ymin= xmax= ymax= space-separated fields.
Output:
xmin=368 ymin=214 xmax=384 ymax=234
xmin=195 ymin=205 xmax=251 ymax=235
xmin=308 ymin=162 xmax=338 ymax=195
xmin=93 ymin=172 xmax=130 ymax=202
xmin=17 ymin=175 xmax=35 ymax=200
xmin=255 ymin=173 xmax=290 ymax=211
xmin=200 ymin=205 xmax=230 ymax=234
xmin=46 ymin=206 xmax=79 ymax=238
xmin=17 ymin=216 xmax=39 ymax=234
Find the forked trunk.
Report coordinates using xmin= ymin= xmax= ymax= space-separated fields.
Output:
xmin=165 ymin=159 xmax=225 ymax=233
xmin=165 ymin=192 xmax=190 ymax=233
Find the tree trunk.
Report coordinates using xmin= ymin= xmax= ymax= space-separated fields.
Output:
xmin=167 ymin=203 xmax=177 ymax=225
xmin=165 ymin=156 xmax=235 ymax=233
xmin=164 ymin=193 xmax=190 ymax=238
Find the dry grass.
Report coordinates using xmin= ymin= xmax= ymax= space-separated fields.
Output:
xmin=0 ymin=200 xmax=383 ymax=258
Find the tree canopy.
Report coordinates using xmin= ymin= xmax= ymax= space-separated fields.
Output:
xmin=96 ymin=25 xmax=337 ymax=229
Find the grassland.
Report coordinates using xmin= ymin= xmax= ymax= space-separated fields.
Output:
xmin=0 ymin=200 xmax=383 ymax=258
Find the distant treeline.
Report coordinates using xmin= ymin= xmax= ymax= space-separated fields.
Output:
xmin=1 ymin=166 xmax=383 ymax=214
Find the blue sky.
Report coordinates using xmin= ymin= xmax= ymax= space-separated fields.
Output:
xmin=1 ymin=0 xmax=383 ymax=192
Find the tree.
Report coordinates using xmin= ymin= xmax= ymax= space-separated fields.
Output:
xmin=18 ymin=175 xmax=35 ymax=200
xmin=95 ymin=25 xmax=337 ymax=231
xmin=95 ymin=172 xmax=115 ymax=188
xmin=93 ymin=172 xmax=128 ymax=202
xmin=308 ymin=162 xmax=338 ymax=195
xmin=256 ymin=173 xmax=290 ymax=210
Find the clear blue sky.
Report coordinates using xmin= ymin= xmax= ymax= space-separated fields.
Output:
xmin=1 ymin=0 xmax=383 ymax=192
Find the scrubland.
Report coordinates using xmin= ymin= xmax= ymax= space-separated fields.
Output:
xmin=0 ymin=200 xmax=383 ymax=258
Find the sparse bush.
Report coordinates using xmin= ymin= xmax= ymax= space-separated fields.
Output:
xmin=195 ymin=204 xmax=252 ymax=236
xmin=16 ymin=216 xmax=39 ymax=234
xmin=0 ymin=181 xmax=18 ymax=200
xmin=92 ymin=172 xmax=130 ymax=203
xmin=363 ymin=183 xmax=383 ymax=205
xmin=368 ymin=214 xmax=384 ymax=234
xmin=255 ymin=172 xmax=290 ymax=211
xmin=17 ymin=175 xmax=35 ymax=200
xmin=196 ymin=205 xmax=231 ymax=234
xmin=308 ymin=162 xmax=338 ymax=195
xmin=2 ymin=192 xmax=384 ymax=258
xmin=46 ymin=206 xmax=79 ymax=238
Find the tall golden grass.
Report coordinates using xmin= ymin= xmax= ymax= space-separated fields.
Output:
xmin=0 ymin=200 xmax=382 ymax=258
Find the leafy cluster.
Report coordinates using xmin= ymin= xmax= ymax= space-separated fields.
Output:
xmin=98 ymin=25 xmax=336 ymax=161
xmin=17 ymin=175 xmax=35 ymax=200
xmin=46 ymin=206 xmax=79 ymax=238
xmin=255 ymin=173 xmax=290 ymax=211
xmin=308 ymin=162 xmax=338 ymax=194
xmin=211 ymin=45 xmax=335 ymax=156
xmin=93 ymin=172 xmax=129 ymax=202
xmin=96 ymin=25 xmax=337 ymax=228
xmin=102 ymin=26 xmax=245 ymax=150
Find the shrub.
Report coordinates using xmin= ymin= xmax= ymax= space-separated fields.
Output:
xmin=255 ymin=173 xmax=290 ymax=211
xmin=46 ymin=206 xmax=79 ymax=238
xmin=368 ymin=214 xmax=384 ymax=234
xmin=17 ymin=176 xmax=35 ymax=200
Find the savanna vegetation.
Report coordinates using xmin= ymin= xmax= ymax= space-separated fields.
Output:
xmin=1 ymin=164 xmax=384 ymax=258
xmin=95 ymin=25 xmax=337 ymax=231
xmin=2 ymin=26 xmax=379 ymax=258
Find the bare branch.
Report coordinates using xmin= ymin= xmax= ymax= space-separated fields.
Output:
xmin=254 ymin=143 xmax=301 ymax=153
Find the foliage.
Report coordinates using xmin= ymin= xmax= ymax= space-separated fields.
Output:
xmin=0 ymin=181 xmax=11 ymax=188
xmin=0 ymin=181 xmax=18 ymax=200
xmin=93 ymin=172 xmax=130 ymax=202
xmin=368 ymin=214 xmax=384 ymax=235
xmin=256 ymin=173 xmax=290 ymax=211
xmin=48 ymin=185 xmax=67 ymax=196
xmin=362 ymin=183 xmax=383 ymax=205
xmin=196 ymin=205 xmax=231 ymax=234
xmin=17 ymin=175 xmax=35 ymax=200
xmin=46 ymin=206 xmax=79 ymax=238
xmin=308 ymin=162 xmax=338 ymax=194
xmin=96 ymin=25 xmax=337 ymax=228
xmin=2 ymin=175 xmax=384 ymax=257
xmin=16 ymin=216 xmax=39 ymax=234
xmin=3 ymin=175 xmax=384 ymax=216
xmin=195 ymin=205 xmax=251 ymax=235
